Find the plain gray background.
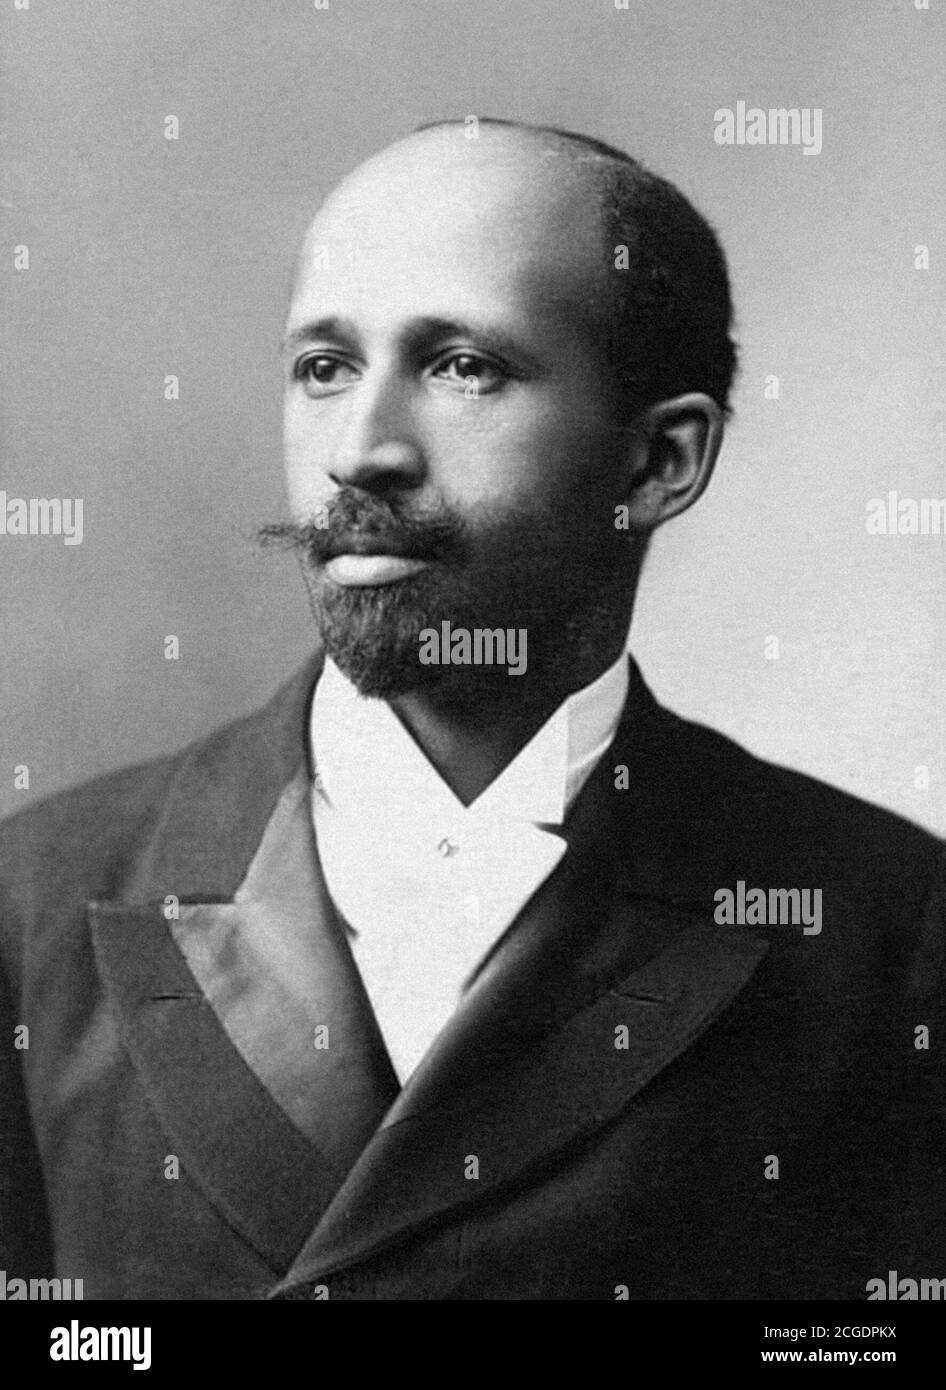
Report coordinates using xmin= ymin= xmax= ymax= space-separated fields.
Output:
xmin=2 ymin=0 xmax=943 ymax=832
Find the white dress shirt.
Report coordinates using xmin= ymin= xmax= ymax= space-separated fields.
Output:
xmin=309 ymin=653 xmax=629 ymax=1083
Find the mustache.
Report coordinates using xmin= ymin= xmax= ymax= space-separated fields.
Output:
xmin=255 ymin=489 xmax=466 ymax=563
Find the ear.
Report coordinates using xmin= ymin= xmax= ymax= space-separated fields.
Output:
xmin=618 ymin=393 xmax=724 ymax=531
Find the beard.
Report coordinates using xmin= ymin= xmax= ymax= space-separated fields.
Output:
xmin=257 ymin=486 xmax=631 ymax=706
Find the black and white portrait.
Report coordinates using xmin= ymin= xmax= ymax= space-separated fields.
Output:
xmin=1 ymin=0 xmax=943 ymax=1340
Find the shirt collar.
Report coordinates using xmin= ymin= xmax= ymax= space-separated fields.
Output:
xmin=310 ymin=652 xmax=629 ymax=828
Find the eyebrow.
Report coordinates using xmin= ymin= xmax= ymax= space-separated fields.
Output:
xmin=281 ymin=316 xmax=354 ymax=354
xmin=280 ymin=314 xmax=542 ymax=370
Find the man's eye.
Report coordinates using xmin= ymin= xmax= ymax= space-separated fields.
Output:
xmin=295 ymin=356 xmax=357 ymax=393
xmin=433 ymin=353 xmax=508 ymax=393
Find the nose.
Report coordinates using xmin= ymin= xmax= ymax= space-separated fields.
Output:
xmin=329 ymin=372 xmax=425 ymax=492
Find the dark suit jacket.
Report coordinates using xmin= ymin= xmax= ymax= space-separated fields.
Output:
xmin=1 ymin=652 xmax=943 ymax=1300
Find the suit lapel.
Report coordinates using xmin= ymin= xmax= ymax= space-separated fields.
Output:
xmin=273 ymin=720 xmax=770 ymax=1292
xmin=273 ymin=908 xmax=768 ymax=1290
xmin=89 ymin=650 xmax=394 ymax=1273
xmin=91 ymin=896 xmax=336 ymax=1271
xmin=165 ymin=773 xmax=399 ymax=1166
xmin=86 ymin=648 xmax=769 ymax=1288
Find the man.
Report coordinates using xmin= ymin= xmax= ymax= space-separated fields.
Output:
xmin=1 ymin=120 xmax=943 ymax=1301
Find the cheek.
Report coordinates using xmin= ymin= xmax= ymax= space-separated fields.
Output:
xmin=432 ymin=402 xmax=608 ymax=509
xmin=282 ymin=404 xmax=331 ymax=513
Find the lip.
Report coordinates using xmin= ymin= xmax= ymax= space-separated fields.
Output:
xmin=324 ymin=554 xmax=430 ymax=586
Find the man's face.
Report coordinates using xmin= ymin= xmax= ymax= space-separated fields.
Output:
xmin=282 ymin=130 xmax=632 ymax=699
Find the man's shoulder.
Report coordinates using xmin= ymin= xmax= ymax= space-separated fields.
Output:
xmin=636 ymin=700 xmax=943 ymax=895
xmin=1 ymin=736 xmax=197 ymax=869
xmin=0 ymin=722 xmax=222 ymax=925
xmin=673 ymin=704 xmax=933 ymax=829
xmin=1 ymin=661 xmax=941 ymax=909
xmin=0 ymin=657 xmax=319 ymax=904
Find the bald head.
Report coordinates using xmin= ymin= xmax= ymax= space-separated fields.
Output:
xmin=290 ymin=118 xmax=737 ymax=420
xmin=292 ymin=123 xmax=615 ymax=374
xmin=313 ymin=119 xmax=609 ymax=221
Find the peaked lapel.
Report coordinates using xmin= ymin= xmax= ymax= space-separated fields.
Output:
xmin=272 ymin=677 xmax=771 ymax=1292
xmin=272 ymin=913 xmax=768 ymax=1290
xmin=91 ymin=895 xmax=334 ymax=1272
xmin=165 ymin=772 xmax=398 ymax=1163
xmin=86 ymin=647 xmax=769 ymax=1287
xmin=90 ymin=650 xmax=391 ymax=1273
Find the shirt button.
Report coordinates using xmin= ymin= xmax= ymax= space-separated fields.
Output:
xmin=437 ymin=836 xmax=459 ymax=858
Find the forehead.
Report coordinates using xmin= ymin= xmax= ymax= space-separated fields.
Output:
xmin=288 ymin=133 xmax=610 ymax=337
